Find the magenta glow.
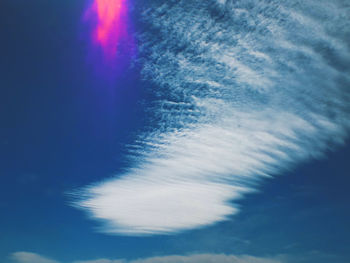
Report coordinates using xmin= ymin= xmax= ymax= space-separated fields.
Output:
xmin=85 ymin=0 xmax=134 ymax=60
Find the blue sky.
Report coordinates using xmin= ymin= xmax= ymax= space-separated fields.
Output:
xmin=1 ymin=0 xmax=350 ymax=263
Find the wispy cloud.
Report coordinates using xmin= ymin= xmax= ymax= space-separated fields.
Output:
xmin=11 ymin=252 xmax=281 ymax=263
xmin=12 ymin=251 xmax=346 ymax=263
xmin=11 ymin=252 xmax=59 ymax=263
xmin=74 ymin=0 xmax=350 ymax=235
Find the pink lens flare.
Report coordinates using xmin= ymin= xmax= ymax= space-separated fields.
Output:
xmin=84 ymin=0 xmax=134 ymax=61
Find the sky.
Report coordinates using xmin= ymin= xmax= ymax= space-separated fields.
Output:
xmin=0 ymin=0 xmax=350 ymax=263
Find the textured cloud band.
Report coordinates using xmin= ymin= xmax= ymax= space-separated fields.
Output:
xmin=74 ymin=0 xmax=350 ymax=235
xmin=11 ymin=252 xmax=282 ymax=263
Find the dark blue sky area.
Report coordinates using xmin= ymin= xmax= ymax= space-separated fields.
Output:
xmin=0 ymin=1 xmax=349 ymax=263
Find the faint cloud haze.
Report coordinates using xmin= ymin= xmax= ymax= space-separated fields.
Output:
xmin=11 ymin=252 xmax=282 ymax=263
xmin=11 ymin=252 xmax=59 ymax=263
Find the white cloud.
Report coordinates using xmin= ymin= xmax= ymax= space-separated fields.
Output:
xmin=74 ymin=0 xmax=350 ymax=235
xmin=12 ymin=252 xmax=59 ymax=263
xmin=12 ymin=252 xmax=346 ymax=263
xmin=11 ymin=253 xmax=282 ymax=263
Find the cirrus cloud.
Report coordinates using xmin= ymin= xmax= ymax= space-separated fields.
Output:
xmin=11 ymin=252 xmax=281 ymax=263
xmin=73 ymin=0 xmax=350 ymax=235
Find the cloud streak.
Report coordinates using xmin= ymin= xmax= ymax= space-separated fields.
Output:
xmin=74 ymin=0 xmax=350 ymax=235
xmin=11 ymin=252 xmax=281 ymax=263
xmin=11 ymin=252 xmax=59 ymax=263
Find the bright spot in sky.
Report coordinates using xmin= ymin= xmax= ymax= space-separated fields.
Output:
xmin=85 ymin=0 xmax=129 ymax=59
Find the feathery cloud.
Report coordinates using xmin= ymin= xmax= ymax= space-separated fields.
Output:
xmin=74 ymin=0 xmax=350 ymax=235
xmin=11 ymin=252 xmax=281 ymax=263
